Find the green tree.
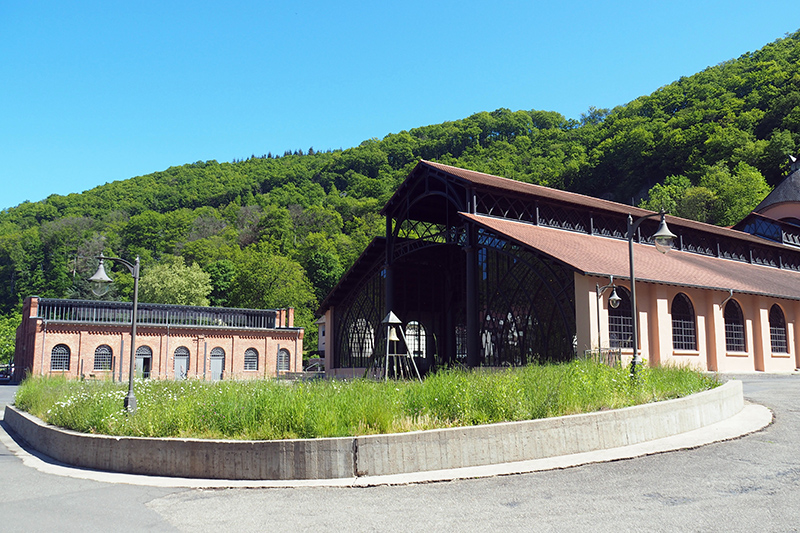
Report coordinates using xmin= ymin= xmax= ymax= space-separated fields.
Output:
xmin=639 ymin=175 xmax=692 ymax=214
xmin=138 ymin=256 xmax=212 ymax=306
xmin=229 ymin=244 xmax=316 ymax=311
xmin=699 ymin=162 xmax=772 ymax=225
xmin=678 ymin=186 xmax=717 ymax=223
xmin=204 ymin=259 xmax=236 ymax=307
xmin=0 ymin=312 xmax=20 ymax=365
xmin=295 ymin=233 xmax=344 ymax=300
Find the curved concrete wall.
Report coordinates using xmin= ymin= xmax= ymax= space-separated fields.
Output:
xmin=3 ymin=380 xmax=742 ymax=480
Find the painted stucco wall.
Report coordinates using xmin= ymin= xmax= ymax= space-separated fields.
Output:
xmin=575 ymin=273 xmax=800 ymax=373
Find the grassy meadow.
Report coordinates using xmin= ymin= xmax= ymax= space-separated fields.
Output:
xmin=14 ymin=360 xmax=719 ymax=440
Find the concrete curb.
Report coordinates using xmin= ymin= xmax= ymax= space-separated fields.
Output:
xmin=3 ymin=380 xmax=745 ymax=482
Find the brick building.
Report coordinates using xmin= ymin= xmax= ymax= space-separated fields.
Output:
xmin=14 ymin=296 xmax=303 ymax=382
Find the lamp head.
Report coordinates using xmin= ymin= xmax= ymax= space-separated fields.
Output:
xmin=608 ymin=287 xmax=622 ymax=309
xmin=653 ymin=212 xmax=677 ymax=254
xmin=89 ymin=255 xmax=113 ymax=296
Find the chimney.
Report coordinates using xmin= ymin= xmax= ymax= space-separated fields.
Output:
xmin=27 ymin=296 xmax=39 ymax=318
xmin=287 ymin=307 xmax=295 ymax=328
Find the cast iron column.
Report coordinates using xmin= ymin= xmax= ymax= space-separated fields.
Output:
xmin=465 ymin=222 xmax=480 ymax=367
xmin=385 ymin=215 xmax=394 ymax=315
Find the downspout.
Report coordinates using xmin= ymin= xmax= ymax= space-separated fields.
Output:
xmin=166 ymin=322 xmax=170 ymax=379
xmin=119 ymin=335 xmax=124 ymax=382
xmin=720 ymin=289 xmax=734 ymax=309
xmin=465 ymin=188 xmax=480 ymax=368
xmin=385 ymin=213 xmax=394 ymax=315
xmin=40 ymin=320 xmax=47 ymax=376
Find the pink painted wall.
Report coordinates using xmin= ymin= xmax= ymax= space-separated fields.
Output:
xmin=576 ymin=273 xmax=799 ymax=373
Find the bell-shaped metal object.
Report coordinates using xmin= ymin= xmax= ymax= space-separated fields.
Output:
xmin=653 ymin=212 xmax=677 ymax=254
xmin=608 ymin=287 xmax=622 ymax=309
xmin=89 ymin=255 xmax=114 ymax=296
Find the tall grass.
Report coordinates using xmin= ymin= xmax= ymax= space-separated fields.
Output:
xmin=14 ymin=360 xmax=719 ymax=440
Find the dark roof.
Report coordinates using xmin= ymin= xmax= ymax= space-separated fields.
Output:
xmin=754 ymin=167 xmax=800 ymax=213
xmin=462 ymin=213 xmax=800 ymax=301
xmin=319 ymin=161 xmax=800 ymax=313
xmin=381 ymin=160 xmax=653 ymax=219
xmin=317 ymin=237 xmax=386 ymax=312
xmin=388 ymin=160 xmax=787 ymax=250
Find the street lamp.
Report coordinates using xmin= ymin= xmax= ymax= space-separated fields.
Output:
xmin=627 ymin=211 xmax=676 ymax=379
xmin=89 ymin=253 xmax=141 ymax=413
xmin=596 ymin=275 xmax=621 ymax=352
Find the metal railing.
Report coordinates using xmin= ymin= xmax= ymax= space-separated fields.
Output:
xmin=582 ymin=348 xmax=622 ymax=367
xmin=36 ymin=298 xmax=279 ymax=330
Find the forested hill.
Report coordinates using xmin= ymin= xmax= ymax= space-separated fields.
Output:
xmin=1 ymin=30 xmax=800 ymax=353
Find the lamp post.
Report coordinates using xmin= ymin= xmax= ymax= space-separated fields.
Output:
xmin=89 ymin=253 xmax=141 ymax=413
xmin=596 ymin=275 xmax=621 ymax=352
xmin=626 ymin=211 xmax=676 ymax=379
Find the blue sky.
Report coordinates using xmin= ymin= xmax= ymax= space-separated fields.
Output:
xmin=1 ymin=1 xmax=798 ymax=210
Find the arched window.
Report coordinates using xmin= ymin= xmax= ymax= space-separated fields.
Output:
xmin=724 ymin=300 xmax=746 ymax=352
xmin=174 ymin=346 xmax=190 ymax=380
xmin=210 ymin=347 xmax=225 ymax=381
xmin=348 ymin=318 xmax=374 ymax=363
xmin=671 ymin=293 xmax=697 ymax=351
xmin=94 ymin=345 xmax=112 ymax=371
xmin=51 ymin=344 xmax=70 ymax=371
xmin=609 ymin=287 xmax=633 ymax=349
xmin=135 ymin=346 xmax=153 ymax=378
xmin=405 ymin=321 xmax=426 ymax=358
xmin=244 ymin=348 xmax=259 ymax=371
xmin=277 ymin=348 xmax=290 ymax=372
xmin=769 ymin=304 xmax=788 ymax=354
xmin=455 ymin=324 xmax=467 ymax=362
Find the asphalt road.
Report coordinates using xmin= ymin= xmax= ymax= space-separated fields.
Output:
xmin=1 ymin=374 xmax=799 ymax=532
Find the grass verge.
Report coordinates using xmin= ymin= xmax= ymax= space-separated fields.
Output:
xmin=14 ymin=360 xmax=719 ymax=440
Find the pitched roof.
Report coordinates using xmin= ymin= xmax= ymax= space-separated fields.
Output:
xmin=399 ymin=160 xmax=786 ymax=251
xmin=754 ymin=167 xmax=800 ymax=213
xmin=317 ymin=237 xmax=386 ymax=312
xmin=461 ymin=213 xmax=800 ymax=301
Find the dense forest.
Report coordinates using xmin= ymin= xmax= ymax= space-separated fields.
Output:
xmin=2 ymin=30 xmax=800 ymax=362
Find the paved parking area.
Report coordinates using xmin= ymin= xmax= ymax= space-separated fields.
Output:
xmin=1 ymin=374 xmax=798 ymax=532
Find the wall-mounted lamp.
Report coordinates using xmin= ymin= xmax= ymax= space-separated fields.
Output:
xmin=596 ymin=276 xmax=620 ymax=350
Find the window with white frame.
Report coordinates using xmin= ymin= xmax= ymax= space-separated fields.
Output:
xmin=51 ymin=344 xmax=70 ymax=371
xmin=348 ymin=318 xmax=374 ymax=362
xmin=405 ymin=321 xmax=426 ymax=358
xmin=277 ymin=348 xmax=290 ymax=372
xmin=769 ymin=304 xmax=788 ymax=354
xmin=94 ymin=344 xmax=112 ymax=371
xmin=244 ymin=348 xmax=258 ymax=371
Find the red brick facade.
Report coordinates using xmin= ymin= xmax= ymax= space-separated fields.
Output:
xmin=14 ymin=297 xmax=303 ymax=382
